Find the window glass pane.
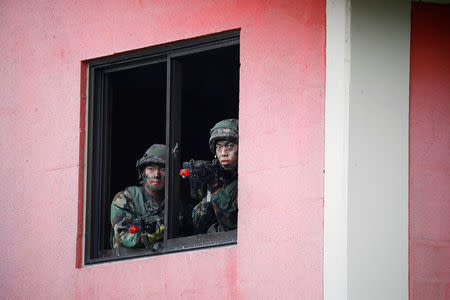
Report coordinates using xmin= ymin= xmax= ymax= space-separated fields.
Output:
xmin=107 ymin=63 xmax=166 ymax=251
xmin=176 ymin=45 xmax=240 ymax=238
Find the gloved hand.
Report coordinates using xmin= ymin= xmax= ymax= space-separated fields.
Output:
xmin=208 ymin=179 xmax=222 ymax=194
xmin=141 ymin=223 xmax=164 ymax=249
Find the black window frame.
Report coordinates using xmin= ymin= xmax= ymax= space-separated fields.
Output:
xmin=84 ymin=30 xmax=239 ymax=265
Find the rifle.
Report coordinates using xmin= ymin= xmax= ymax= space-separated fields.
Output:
xmin=127 ymin=215 xmax=165 ymax=249
xmin=127 ymin=215 xmax=163 ymax=234
xmin=179 ymin=159 xmax=223 ymax=201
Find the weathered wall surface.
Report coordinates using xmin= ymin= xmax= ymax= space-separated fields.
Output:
xmin=0 ymin=1 xmax=325 ymax=299
xmin=410 ymin=3 xmax=450 ymax=300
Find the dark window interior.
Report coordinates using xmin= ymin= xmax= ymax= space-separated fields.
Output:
xmin=97 ymin=43 xmax=239 ymax=252
xmin=179 ymin=46 xmax=240 ymax=162
xmin=110 ymin=63 xmax=167 ymax=197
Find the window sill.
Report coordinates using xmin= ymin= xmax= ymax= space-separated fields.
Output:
xmin=85 ymin=230 xmax=237 ymax=265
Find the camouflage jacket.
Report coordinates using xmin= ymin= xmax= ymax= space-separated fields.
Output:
xmin=192 ymin=171 xmax=238 ymax=233
xmin=110 ymin=186 xmax=164 ymax=249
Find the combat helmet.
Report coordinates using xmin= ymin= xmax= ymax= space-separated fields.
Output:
xmin=136 ymin=144 xmax=166 ymax=181
xmin=209 ymin=119 xmax=239 ymax=153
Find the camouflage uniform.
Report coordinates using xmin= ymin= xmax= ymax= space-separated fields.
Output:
xmin=192 ymin=119 xmax=239 ymax=233
xmin=110 ymin=144 xmax=166 ymax=249
xmin=192 ymin=170 xmax=238 ymax=232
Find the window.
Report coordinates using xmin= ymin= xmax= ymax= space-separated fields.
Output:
xmin=84 ymin=30 xmax=240 ymax=264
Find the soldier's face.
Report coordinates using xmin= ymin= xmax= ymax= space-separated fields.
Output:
xmin=215 ymin=140 xmax=238 ymax=170
xmin=143 ymin=164 xmax=166 ymax=190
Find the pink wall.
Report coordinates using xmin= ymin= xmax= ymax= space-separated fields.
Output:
xmin=0 ymin=1 xmax=325 ymax=298
xmin=410 ymin=3 xmax=450 ymax=300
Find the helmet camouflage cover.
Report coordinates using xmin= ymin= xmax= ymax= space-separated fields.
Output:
xmin=136 ymin=144 xmax=166 ymax=171
xmin=209 ymin=119 xmax=239 ymax=153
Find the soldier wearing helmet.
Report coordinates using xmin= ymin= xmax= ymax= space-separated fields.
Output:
xmin=110 ymin=144 xmax=167 ymax=249
xmin=192 ymin=119 xmax=239 ymax=233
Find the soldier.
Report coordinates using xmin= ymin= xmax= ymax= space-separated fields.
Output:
xmin=110 ymin=144 xmax=166 ymax=249
xmin=192 ymin=119 xmax=239 ymax=233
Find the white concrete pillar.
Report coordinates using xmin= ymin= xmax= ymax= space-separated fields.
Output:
xmin=325 ymin=1 xmax=410 ymax=299
xmin=324 ymin=0 xmax=351 ymax=299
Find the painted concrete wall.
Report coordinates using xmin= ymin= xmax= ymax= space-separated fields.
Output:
xmin=410 ymin=3 xmax=450 ymax=299
xmin=0 ymin=1 xmax=325 ymax=299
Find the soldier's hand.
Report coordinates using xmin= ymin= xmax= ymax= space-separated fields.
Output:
xmin=208 ymin=175 xmax=224 ymax=194
xmin=141 ymin=224 xmax=165 ymax=249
